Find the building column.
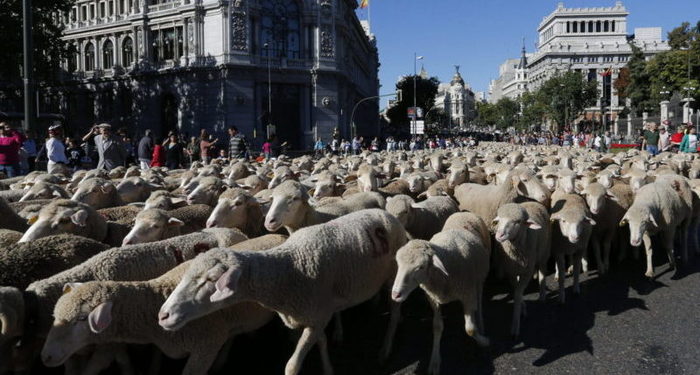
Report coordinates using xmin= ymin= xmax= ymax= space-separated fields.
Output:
xmin=660 ymin=100 xmax=670 ymax=124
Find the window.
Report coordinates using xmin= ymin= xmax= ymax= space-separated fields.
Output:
xmin=573 ymin=22 xmax=578 ymax=33
xmin=611 ymin=20 xmax=616 ymax=32
xmin=120 ymin=0 xmax=126 ymax=14
xmin=572 ymin=57 xmax=583 ymax=63
xmin=588 ymin=56 xmax=598 ymax=63
xmin=81 ymin=6 xmax=87 ymax=20
xmin=100 ymin=2 xmax=105 ymax=17
xmin=151 ymin=27 xmax=183 ymax=62
xmin=68 ymin=52 xmax=78 ymax=72
xmin=260 ymin=0 xmax=301 ymax=59
xmin=580 ymin=21 xmax=585 ymax=33
xmin=596 ymin=21 xmax=601 ymax=32
xmin=588 ymin=69 xmax=597 ymax=82
xmin=618 ymin=56 xmax=628 ymax=62
xmin=122 ymin=37 xmax=134 ymax=66
xmin=84 ymin=43 xmax=95 ymax=71
xmin=603 ymin=56 xmax=614 ymax=63
xmin=109 ymin=1 xmax=114 ymax=16
xmin=70 ymin=8 xmax=76 ymax=22
xmin=604 ymin=20 xmax=609 ymax=32
xmin=103 ymin=40 xmax=114 ymax=69
xmin=90 ymin=4 xmax=95 ymax=19
xmin=566 ymin=21 xmax=570 ymax=33
xmin=588 ymin=21 xmax=594 ymax=32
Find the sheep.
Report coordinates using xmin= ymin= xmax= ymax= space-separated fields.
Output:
xmin=536 ymin=165 xmax=559 ymax=191
xmin=18 ymin=181 xmax=70 ymax=202
xmin=0 ymin=286 xmax=23 ymax=374
xmin=0 ymin=229 xmax=22 ymax=247
xmin=115 ymin=176 xmax=159 ymax=203
xmin=227 ymin=161 xmax=251 ymax=180
xmin=550 ymin=193 xmax=596 ymax=303
xmin=390 ymin=228 xmax=490 ymax=374
xmin=158 ymin=209 xmax=408 ymax=375
xmin=0 ymin=234 xmax=109 ymax=289
xmin=446 ymin=161 xmax=469 ymax=188
xmin=237 ymin=174 xmax=269 ymax=196
xmin=41 ymin=265 xmax=274 ymax=375
xmin=441 ymin=212 xmax=491 ymax=250
xmin=97 ymin=205 xmax=142 ymax=226
xmin=491 ymin=202 xmax=551 ymax=336
xmin=264 ymin=180 xmax=385 ymax=234
xmin=405 ymin=171 xmax=441 ymax=195
xmin=310 ymin=171 xmax=342 ymax=199
xmin=144 ymin=190 xmax=187 ymax=210
xmin=378 ymin=178 xmax=412 ymax=197
xmin=385 ymin=195 xmax=458 ymax=240
xmin=71 ymin=177 xmax=125 ymax=209
xmin=122 ymin=205 xmax=213 ymax=245
xmin=619 ymin=180 xmax=692 ymax=278
xmin=9 ymin=199 xmax=54 ymax=215
xmin=19 ymin=200 xmax=108 ymax=243
xmin=622 ymin=168 xmax=652 ymax=193
xmin=205 ymin=188 xmax=265 ymax=237
xmin=454 ymin=169 xmax=551 ymax=225
xmin=556 ymin=168 xmax=577 ymax=194
xmin=0 ymin=196 xmax=28 ymax=232
xmin=268 ymin=166 xmax=297 ymax=189
xmin=0 ymin=189 xmax=26 ymax=203
xmin=186 ymin=176 xmax=227 ymax=206
xmin=580 ymin=182 xmax=633 ymax=274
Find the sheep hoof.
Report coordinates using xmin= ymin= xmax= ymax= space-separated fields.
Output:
xmin=428 ymin=359 xmax=441 ymax=375
xmin=644 ymin=270 xmax=655 ymax=278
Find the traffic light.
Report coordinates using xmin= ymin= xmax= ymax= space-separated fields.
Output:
xmin=396 ymin=89 xmax=403 ymax=102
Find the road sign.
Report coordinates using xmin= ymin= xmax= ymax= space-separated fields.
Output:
xmin=411 ymin=120 xmax=425 ymax=135
xmin=407 ymin=107 xmax=417 ymax=119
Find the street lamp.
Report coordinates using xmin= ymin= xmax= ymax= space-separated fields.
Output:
xmin=659 ymin=86 xmax=671 ymax=125
xmin=413 ymin=53 xmax=424 ymax=134
xmin=264 ymin=42 xmax=273 ymax=139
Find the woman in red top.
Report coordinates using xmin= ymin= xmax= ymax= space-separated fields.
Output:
xmin=0 ymin=122 xmax=26 ymax=177
xmin=150 ymin=138 xmax=166 ymax=167
xmin=670 ymin=127 xmax=685 ymax=152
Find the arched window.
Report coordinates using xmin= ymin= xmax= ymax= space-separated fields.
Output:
xmin=573 ymin=22 xmax=578 ymax=33
xmin=580 ymin=21 xmax=585 ymax=33
xmin=604 ymin=20 xmax=609 ymax=32
xmin=103 ymin=40 xmax=114 ymax=69
xmin=68 ymin=52 xmax=78 ymax=73
xmin=596 ymin=21 xmax=601 ymax=32
xmin=260 ymin=0 xmax=301 ymax=59
xmin=566 ymin=21 xmax=570 ymax=33
xmin=611 ymin=20 xmax=616 ymax=32
xmin=588 ymin=21 xmax=594 ymax=32
xmin=122 ymin=37 xmax=134 ymax=66
xmin=84 ymin=42 xmax=95 ymax=71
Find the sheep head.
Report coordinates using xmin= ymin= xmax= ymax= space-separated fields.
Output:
xmin=122 ymin=209 xmax=184 ymax=245
xmin=19 ymin=200 xmax=95 ymax=242
xmin=207 ymin=188 xmax=255 ymax=229
xmin=391 ymin=240 xmax=448 ymax=303
xmin=264 ymin=180 xmax=308 ymax=233
xmin=492 ymin=204 xmax=541 ymax=243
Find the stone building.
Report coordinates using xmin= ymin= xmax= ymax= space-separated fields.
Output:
xmin=33 ymin=0 xmax=379 ymax=149
xmin=434 ymin=66 xmax=476 ymax=128
xmin=489 ymin=1 xmax=670 ymax=129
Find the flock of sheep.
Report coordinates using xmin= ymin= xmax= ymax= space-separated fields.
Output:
xmin=0 ymin=141 xmax=698 ymax=375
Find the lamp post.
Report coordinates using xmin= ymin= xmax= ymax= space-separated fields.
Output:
xmin=264 ymin=42 xmax=273 ymax=139
xmin=22 ymin=0 xmax=35 ymax=132
xmin=412 ymin=53 xmax=424 ymax=134
xmin=659 ymin=87 xmax=671 ymax=125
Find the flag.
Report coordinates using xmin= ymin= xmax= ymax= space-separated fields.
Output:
xmin=359 ymin=0 xmax=368 ymax=9
xmin=599 ymin=67 xmax=612 ymax=77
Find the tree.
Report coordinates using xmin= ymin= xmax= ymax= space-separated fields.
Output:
xmin=495 ymin=98 xmax=520 ymax=129
xmin=0 ymin=0 xmax=73 ymax=83
xmin=519 ymin=91 xmax=547 ymax=130
xmin=475 ymin=101 xmax=498 ymax=127
xmin=613 ymin=67 xmax=631 ymax=99
xmin=386 ymin=75 xmax=440 ymax=131
xmin=537 ymin=71 xmax=598 ymax=131
xmin=624 ymin=43 xmax=653 ymax=115
xmin=425 ymin=108 xmax=449 ymax=130
xmin=667 ymin=22 xmax=699 ymax=50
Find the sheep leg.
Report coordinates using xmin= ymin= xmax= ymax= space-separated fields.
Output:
xmin=662 ymin=228 xmax=677 ymax=271
xmin=331 ymin=313 xmax=344 ymax=344
xmin=379 ymin=300 xmax=401 ymax=362
xmin=643 ymin=233 xmax=655 ymax=278
xmin=603 ymin=232 xmax=614 ymax=274
xmin=477 ymin=281 xmax=485 ymax=333
xmin=427 ymin=298 xmax=443 ymax=375
xmin=317 ymin=331 xmax=333 ymax=375
xmin=511 ymin=274 xmax=529 ymax=337
xmin=679 ymin=221 xmax=690 ymax=265
xmin=573 ymin=252 xmax=582 ymax=295
xmin=112 ymin=345 xmax=134 ymax=375
xmin=463 ymin=310 xmax=489 ymax=347
xmin=591 ymin=238 xmax=604 ymax=275
xmin=537 ymin=265 xmax=548 ymax=302
xmin=556 ymin=255 xmax=566 ymax=304
xmin=285 ymin=326 xmax=323 ymax=375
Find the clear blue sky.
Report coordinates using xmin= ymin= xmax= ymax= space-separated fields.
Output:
xmin=356 ymin=0 xmax=700 ymax=107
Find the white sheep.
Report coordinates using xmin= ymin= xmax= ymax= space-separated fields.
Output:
xmin=385 ymin=195 xmax=458 ymax=240
xmin=121 ymin=205 xmax=215 ymax=245
xmin=441 ymin=212 xmax=491 ymax=250
xmin=115 ymin=176 xmax=159 ymax=203
xmin=19 ymin=199 xmax=108 ymax=243
xmin=264 ymin=180 xmax=385 ymax=234
xmin=18 ymin=181 xmax=70 ymax=202
xmin=491 ymin=202 xmax=550 ymax=336
xmin=550 ymin=193 xmax=596 ymax=303
xmin=186 ymin=176 xmax=227 ymax=206
xmin=0 ymin=196 xmax=28 ymax=232
xmin=71 ymin=177 xmax=125 ymax=209
xmin=205 ymin=188 xmax=265 ymax=237
xmin=158 ymin=209 xmax=408 ymax=375
xmin=390 ymin=228 xmax=490 ymax=375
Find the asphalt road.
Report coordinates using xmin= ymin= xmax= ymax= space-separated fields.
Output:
xmin=33 ymin=250 xmax=700 ymax=375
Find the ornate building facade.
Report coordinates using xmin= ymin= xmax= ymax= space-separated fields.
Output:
xmin=434 ymin=66 xmax=475 ymax=128
xmin=489 ymin=2 xmax=670 ymax=126
xmin=37 ymin=0 xmax=379 ymax=149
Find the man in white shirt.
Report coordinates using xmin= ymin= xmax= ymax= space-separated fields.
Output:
xmin=46 ymin=124 xmax=68 ymax=174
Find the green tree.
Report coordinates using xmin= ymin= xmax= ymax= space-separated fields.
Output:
xmin=519 ymin=91 xmax=547 ymax=130
xmin=425 ymin=107 xmax=449 ymax=130
xmin=624 ymin=43 xmax=653 ymax=115
xmin=538 ymin=71 xmax=598 ymax=131
xmin=495 ymin=97 xmax=520 ymax=129
xmin=667 ymin=21 xmax=699 ymax=50
xmin=0 ymin=0 xmax=74 ymax=82
xmin=475 ymin=101 xmax=498 ymax=127
xmin=386 ymin=75 xmax=440 ymax=131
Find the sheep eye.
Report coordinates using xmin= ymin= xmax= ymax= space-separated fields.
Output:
xmin=77 ymin=315 xmax=88 ymax=322
xmin=234 ymin=201 xmax=243 ymax=206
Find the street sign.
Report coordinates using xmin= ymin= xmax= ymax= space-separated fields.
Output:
xmin=407 ymin=107 xmax=417 ymax=119
xmin=411 ymin=120 xmax=425 ymax=135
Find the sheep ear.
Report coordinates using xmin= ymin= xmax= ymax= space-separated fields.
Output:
xmin=101 ymin=184 xmax=114 ymax=194
xmin=585 ymin=217 xmax=596 ymax=226
xmin=211 ymin=267 xmax=241 ymax=302
xmin=88 ymin=302 xmax=113 ymax=334
xmin=52 ymin=190 xmax=63 ymax=198
xmin=171 ymin=197 xmax=186 ymax=205
xmin=526 ymin=219 xmax=542 ymax=230
xmin=62 ymin=282 xmax=83 ymax=295
xmin=648 ymin=214 xmax=658 ymax=228
xmin=550 ymin=213 xmax=561 ymax=223
xmin=167 ymin=217 xmax=185 ymax=227
xmin=128 ymin=202 xmax=146 ymax=207
xmin=431 ymin=254 xmax=449 ymax=276
xmin=605 ymin=191 xmax=619 ymax=202
xmin=71 ymin=210 xmax=89 ymax=227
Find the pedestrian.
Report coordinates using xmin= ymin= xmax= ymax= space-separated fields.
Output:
xmin=22 ymin=130 xmax=38 ymax=172
xmin=262 ymin=138 xmax=273 ymax=160
xmin=164 ymin=133 xmax=184 ymax=170
xmin=138 ymin=130 xmax=154 ymax=170
xmin=604 ymin=131 xmax=612 ymax=151
xmin=670 ymin=126 xmax=684 ymax=152
xmin=82 ymin=123 xmax=126 ymax=171
xmin=370 ymin=137 xmax=380 ymax=152
xmin=680 ymin=127 xmax=698 ymax=154
xmin=216 ymin=149 xmax=229 ymax=163
xmin=45 ymin=124 xmax=69 ymax=174
xmin=351 ymin=136 xmax=361 ymax=155
xmin=199 ymin=130 xmax=218 ymax=165
xmin=0 ymin=122 xmax=26 ymax=177
xmin=227 ymin=126 xmax=248 ymax=160
xmin=658 ymin=127 xmax=671 ymax=152
xmin=186 ymin=136 xmax=200 ymax=165
xmin=66 ymin=138 xmax=85 ymax=171
xmin=314 ymin=137 xmax=325 ymax=157
xmin=151 ymin=138 xmax=166 ymax=167
xmin=330 ymin=137 xmax=339 ymax=155
xmin=642 ymin=122 xmax=660 ymax=156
